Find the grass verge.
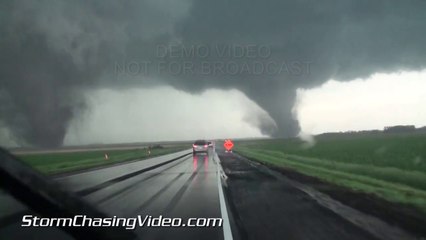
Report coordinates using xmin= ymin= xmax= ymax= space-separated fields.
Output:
xmin=18 ymin=146 xmax=187 ymax=175
xmin=235 ymin=134 xmax=426 ymax=214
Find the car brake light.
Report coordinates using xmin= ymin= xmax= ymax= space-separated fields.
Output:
xmin=204 ymin=144 xmax=208 ymax=148
xmin=193 ymin=144 xmax=196 ymax=148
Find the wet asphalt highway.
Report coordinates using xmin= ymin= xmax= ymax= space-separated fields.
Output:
xmin=218 ymin=149 xmax=377 ymax=240
xmin=90 ymin=150 xmax=223 ymax=240
xmin=1 ymin=146 xmax=419 ymax=240
xmin=217 ymin=147 xmax=418 ymax=240
xmin=0 ymin=148 xmax=226 ymax=240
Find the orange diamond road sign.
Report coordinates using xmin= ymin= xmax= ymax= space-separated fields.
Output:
xmin=224 ymin=139 xmax=234 ymax=151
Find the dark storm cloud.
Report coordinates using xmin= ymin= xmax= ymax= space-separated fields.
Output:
xmin=1 ymin=0 xmax=426 ymax=147
xmin=168 ymin=0 xmax=426 ymax=136
xmin=0 ymin=0 xmax=185 ymax=147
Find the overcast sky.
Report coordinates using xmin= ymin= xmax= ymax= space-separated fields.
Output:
xmin=1 ymin=68 xmax=425 ymax=147
xmin=1 ymin=1 xmax=426 ymax=147
xmin=62 ymin=69 xmax=425 ymax=145
xmin=63 ymin=87 xmax=273 ymax=145
xmin=295 ymin=70 xmax=426 ymax=134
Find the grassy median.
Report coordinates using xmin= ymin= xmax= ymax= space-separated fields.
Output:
xmin=235 ymin=133 xmax=426 ymax=213
xmin=18 ymin=146 xmax=187 ymax=175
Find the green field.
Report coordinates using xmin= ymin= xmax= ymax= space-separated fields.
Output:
xmin=235 ymin=133 xmax=426 ymax=213
xmin=18 ymin=146 xmax=187 ymax=175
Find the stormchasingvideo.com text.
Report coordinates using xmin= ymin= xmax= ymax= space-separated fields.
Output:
xmin=22 ymin=215 xmax=223 ymax=230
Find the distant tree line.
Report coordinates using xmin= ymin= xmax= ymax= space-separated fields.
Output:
xmin=317 ymin=125 xmax=426 ymax=138
xmin=384 ymin=125 xmax=416 ymax=133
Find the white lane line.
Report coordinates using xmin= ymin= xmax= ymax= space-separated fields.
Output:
xmin=214 ymin=151 xmax=233 ymax=240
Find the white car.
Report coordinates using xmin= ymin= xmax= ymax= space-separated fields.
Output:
xmin=193 ymin=140 xmax=209 ymax=154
